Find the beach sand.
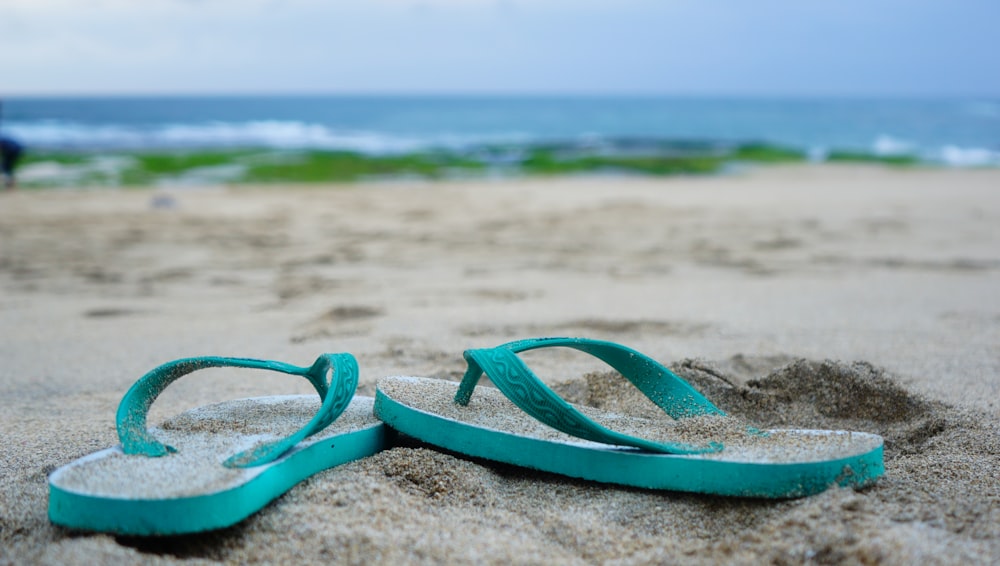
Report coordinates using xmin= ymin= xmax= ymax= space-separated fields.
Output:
xmin=1 ymin=165 xmax=998 ymax=564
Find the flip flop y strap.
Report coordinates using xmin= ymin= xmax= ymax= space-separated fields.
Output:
xmin=115 ymin=354 xmax=359 ymax=469
xmin=455 ymin=337 xmax=725 ymax=455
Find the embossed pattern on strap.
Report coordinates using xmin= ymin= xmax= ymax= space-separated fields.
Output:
xmin=454 ymin=338 xmax=724 ymax=455
xmin=502 ymin=337 xmax=724 ymax=419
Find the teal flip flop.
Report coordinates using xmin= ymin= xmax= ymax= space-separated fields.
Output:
xmin=375 ymin=338 xmax=884 ymax=498
xmin=49 ymin=354 xmax=386 ymax=535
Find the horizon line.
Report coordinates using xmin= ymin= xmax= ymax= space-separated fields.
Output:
xmin=3 ymin=91 xmax=999 ymax=101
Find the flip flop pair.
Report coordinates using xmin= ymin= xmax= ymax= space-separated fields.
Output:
xmin=49 ymin=338 xmax=884 ymax=536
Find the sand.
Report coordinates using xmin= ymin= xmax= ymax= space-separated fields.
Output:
xmin=1 ymin=164 xmax=998 ymax=564
xmin=50 ymin=396 xmax=380 ymax=499
xmin=376 ymin=376 xmax=884 ymax=464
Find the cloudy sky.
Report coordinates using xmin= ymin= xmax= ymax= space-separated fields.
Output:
xmin=1 ymin=0 xmax=997 ymax=96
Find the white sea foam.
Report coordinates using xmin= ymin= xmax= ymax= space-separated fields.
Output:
xmin=8 ymin=122 xmax=148 ymax=149
xmin=807 ymin=146 xmax=828 ymax=162
xmin=936 ymin=145 xmax=1000 ymax=167
xmin=155 ymin=121 xmax=431 ymax=153
xmin=872 ymin=135 xmax=913 ymax=156
xmin=19 ymin=156 xmax=136 ymax=187
xmin=868 ymin=135 xmax=1000 ymax=167
xmin=5 ymin=120 xmax=532 ymax=154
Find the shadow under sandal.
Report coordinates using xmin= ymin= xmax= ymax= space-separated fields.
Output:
xmin=48 ymin=354 xmax=386 ymax=535
xmin=375 ymin=338 xmax=884 ymax=498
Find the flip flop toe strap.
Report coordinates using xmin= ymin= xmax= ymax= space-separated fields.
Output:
xmin=455 ymin=338 xmax=725 ymax=455
xmin=115 ymin=354 xmax=359 ymax=468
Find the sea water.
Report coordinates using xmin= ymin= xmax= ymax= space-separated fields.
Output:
xmin=2 ymin=96 xmax=998 ymax=186
xmin=3 ymin=96 xmax=997 ymax=162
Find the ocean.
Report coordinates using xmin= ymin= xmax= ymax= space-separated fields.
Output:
xmin=2 ymin=96 xmax=998 ymax=186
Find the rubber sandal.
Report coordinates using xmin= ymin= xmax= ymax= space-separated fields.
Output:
xmin=48 ymin=354 xmax=386 ymax=535
xmin=375 ymin=338 xmax=884 ymax=498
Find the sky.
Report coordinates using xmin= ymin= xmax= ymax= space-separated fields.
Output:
xmin=1 ymin=0 xmax=998 ymax=97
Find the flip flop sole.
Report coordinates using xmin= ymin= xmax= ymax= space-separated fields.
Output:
xmin=49 ymin=396 xmax=385 ymax=535
xmin=375 ymin=377 xmax=883 ymax=498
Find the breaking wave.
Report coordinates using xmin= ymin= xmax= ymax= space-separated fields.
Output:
xmin=4 ymin=120 xmax=534 ymax=154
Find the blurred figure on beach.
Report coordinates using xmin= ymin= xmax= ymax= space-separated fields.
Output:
xmin=1 ymin=98 xmax=23 ymax=190
xmin=1 ymin=135 xmax=24 ymax=189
